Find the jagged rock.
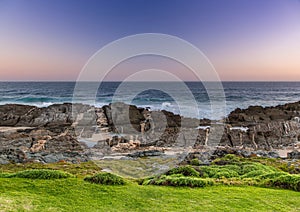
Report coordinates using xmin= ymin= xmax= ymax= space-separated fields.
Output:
xmin=0 ymin=104 xmax=36 ymax=126
xmin=0 ymin=101 xmax=300 ymax=164
xmin=0 ymin=103 xmax=73 ymax=129
xmin=228 ymin=101 xmax=300 ymax=125
xmin=287 ymin=150 xmax=300 ymax=159
xmin=184 ymin=151 xmax=212 ymax=165
xmin=127 ymin=150 xmax=164 ymax=157
xmin=0 ymin=148 xmax=27 ymax=163
xmin=103 ymin=102 xmax=146 ymax=133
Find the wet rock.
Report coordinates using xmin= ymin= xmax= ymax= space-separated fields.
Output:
xmin=127 ymin=150 xmax=164 ymax=157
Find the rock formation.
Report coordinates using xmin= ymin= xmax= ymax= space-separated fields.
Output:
xmin=0 ymin=101 xmax=300 ymax=164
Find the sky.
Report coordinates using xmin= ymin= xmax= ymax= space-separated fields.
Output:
xmin=0 ymin=0 xmax=300 ymax=81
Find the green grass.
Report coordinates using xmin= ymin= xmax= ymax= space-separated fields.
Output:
xmin=2 ymin=169 xmax=73 ymax=179
xmin=1 ymin=178 xmax=300 ymax=211
xmin=0 ymin=155 xmax=300 ymax=211
xmin=0 ymin=161 xmax=102 ymax=178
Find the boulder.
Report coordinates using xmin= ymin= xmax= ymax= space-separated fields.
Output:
xmin=127 ymin=150 xmax=164 ymax=157
xmin=287 ymin=150 xmax=300 ymax=159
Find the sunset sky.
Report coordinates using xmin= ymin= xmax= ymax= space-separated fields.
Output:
xmin=0 ymin=0 xmax=300 ymax=81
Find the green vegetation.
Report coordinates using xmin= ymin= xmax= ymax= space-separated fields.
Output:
xmin=143 ymin=174 xmax=214 ymax=187
xmin=0 ymin=154 xmax=300 ymax=211
xmin=141 ymin=154 xmax=300 ymax=192
xmin=1 ymin=169 xmax=73 ymax=179
xmin=1 ymin=178 xmax=300 ymax=211
xmin=0 ymin=161 xmax=102 ymax=177
xmin=190 ymin=158 xmax=201 ymax=166
xmin=166 ymin=165 xmax=200 ymax=177
xmin=84 ymin=172 xmax=126 ymax=185
xmin=264 ymin=174 xmax=300 ymax=191
xmin=94 ymin=157 xmax=178 ymax=178
xmin=227 ymin=156 xmax=300 ymax=174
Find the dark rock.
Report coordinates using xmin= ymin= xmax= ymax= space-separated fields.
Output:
xmin=0 ymin=148 xmax=27 ymax=163
xmin=127 ymin=150 xmax=164 ymax=158
xmin=1 ymin=101 xmax=300 ymax=164
xmin=287 ymin=150 xmax=300 ymax=159
xmin=104 ymin=102 xmax=145 ymax=133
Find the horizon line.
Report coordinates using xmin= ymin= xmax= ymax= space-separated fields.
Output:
xmin=1 ymin=80 xmax=300 ymax=83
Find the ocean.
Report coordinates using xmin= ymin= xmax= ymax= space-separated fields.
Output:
xmin=0 ymin=81 xmax=299 ymax=119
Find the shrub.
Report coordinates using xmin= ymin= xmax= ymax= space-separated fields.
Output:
xmin=222 ymin=165 xmax=241 ymax=173
xmin=199 ymin=165 xmax=240 ymax=178
xmin=6 ymin=169 xmax=73 ymax=179
xmin=263 ymin=174 xmax=300 ymax=191
xmin=0 ymin=172 xmax=11 ymax=178
xmin=240 ymin=163 xmax=276 ymax=175
xmin=212 ymin=154 xmax=240 ymax=165
xmin=213 ymin=170 xmax=239 ymax=179
xmin=258 ymin=172 xmax=288 ymax=180
xmin=242 ymin=170 xmax=270 ymax=178
xmin=144 ymin=175 xmax=214 ymax=187
xmin=166 ymin=166 xmax=199 ymax=177
xmin=84 ymin=172 xmax=125 ymax=185
xmin=190 ymin=158 xmax=201 ymax=166
xmin=199 ymin=166 xmax=219 ymax=178
xmin=224 ymin=154 xmax=240 ymax=161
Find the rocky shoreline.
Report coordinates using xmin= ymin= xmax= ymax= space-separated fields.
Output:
xmin=0 ymin=101 xmax=300 ymax=164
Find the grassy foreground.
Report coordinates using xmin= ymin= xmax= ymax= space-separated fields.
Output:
xmin=1 ymin=157 xmax=300 ymax=211
xmin=0 ymin=177 xmax=300 ymax=212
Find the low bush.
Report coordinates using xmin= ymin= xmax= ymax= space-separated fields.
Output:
xmin=0 ymin=172 xmax=11 ymax=178
xmin=212 ymin=154 xmax=240 ymax=165
xmin=242 ymin=170 xmax=270 ymax=178
xmin=263 ymin=174 xmax=300 ymax=191
xmin=213 ymin=170 xmax=239 ymax=179
xmin=144 ymin=175 xmax=214 ymax=187
xmin=84 ymin=172 xmax=125 ymax=185
xmin=199 ymin=165 xmax=240 ymax=178
xmin=199 ymin=166 xmax=222 ymax=178
xmin=166 ymin=166 xmax=199 ymax=177
xmin=258 ymin=172 xmax=288 ymax=180
xmin=190 ymin=158 xmax=201 ymax=166
xmin=240 ymin=163 xmax=276 ymax=175
xmin=5 ymin=169 xmax=73 ymax=179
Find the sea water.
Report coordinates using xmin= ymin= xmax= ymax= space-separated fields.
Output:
xmin=0 ymin=81 xmax=299 ymax=119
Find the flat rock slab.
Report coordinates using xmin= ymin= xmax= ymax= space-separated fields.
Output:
xmin=0 ymin=127 xmax=34 ymax=132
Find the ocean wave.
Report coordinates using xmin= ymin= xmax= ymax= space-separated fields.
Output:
xmin=161 ymin=102 xmax=172 ymax=108
xmin=15 ymin=97 xmax=59 ymax=103
xmin=0 ymin=81 xmax=299 ymax=119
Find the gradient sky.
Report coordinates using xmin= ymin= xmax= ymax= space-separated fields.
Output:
xmin=0 ymin=0 xmax=300 ymax=81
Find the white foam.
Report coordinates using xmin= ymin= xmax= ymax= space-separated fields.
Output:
xmin=230 ymin=127 xmax=249 ymax=132
xmin=161 ymin=102 xmax=172 ymax=108
xmin=196 ymin=126 xmax=210 ymax=130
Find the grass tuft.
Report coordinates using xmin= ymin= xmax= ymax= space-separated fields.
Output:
xmin=144 ymin=174 xmax=214 ymax=187
xmin=84 ymin=172 xmax=126 ymax=185
xmin=1 ymin=169 xmax=74 ymax=179
xmin=166 ymin=166 xmax=200 ymax=177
